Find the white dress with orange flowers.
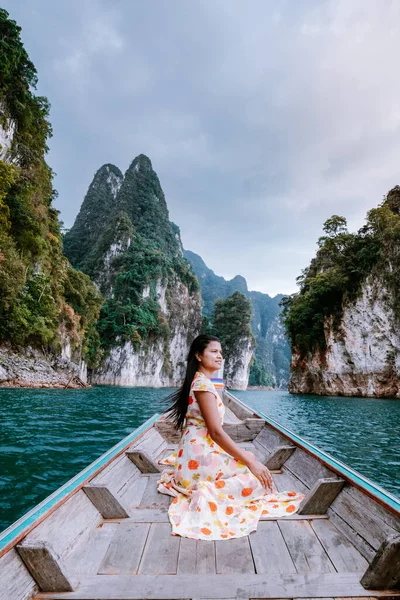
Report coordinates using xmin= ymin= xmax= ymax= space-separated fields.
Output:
xmin=157 ymin=371 xmax=304 ymax=540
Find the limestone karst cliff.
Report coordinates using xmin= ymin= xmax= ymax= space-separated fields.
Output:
xmin=64 ymin=155 xmax=202 ymax=386
xmin=0 ymin=9 xmax=102 ymax=387
xmin=185 ymin=250 xmax=290 ymax=388
xmin=283 ymin=189 xmax=400 ymax=398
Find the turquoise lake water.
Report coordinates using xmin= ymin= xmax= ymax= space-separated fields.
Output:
xmin=0 ymin=386 xmax=399 ymax=532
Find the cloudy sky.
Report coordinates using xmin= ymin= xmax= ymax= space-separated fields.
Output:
xmin=4 ymin=1 xmax=400 ymax=295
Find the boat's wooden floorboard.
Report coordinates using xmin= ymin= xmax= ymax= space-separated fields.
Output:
xmin=58 ymin=474 xmax=368 ymax=599
xmin=33 ymin=573 xmax=394 ymax=599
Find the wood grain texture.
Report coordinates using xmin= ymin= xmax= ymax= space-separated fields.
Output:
xmin=119 ymin=473 xmax=149 ymax=510
xmin=273 ymin=469 xmax=309 ymax=496
xmin=138 ymin=476 xmax=171 ymax=509
xmin=177 ymin=538 xmax=216 ymax=574
xmin=360 ymin=534 xmax=400 ymax=590
xmin=24 ymin=489 xmax=101 ymax=558
xmin=83 ymin=484 xmax=129 ymax=519
xmin=138 ymin=523 xmax=180 ymax=575
xmin=249 ymin=521 xmax=296 ymax=574
xmin=264 ymin=445 xmax=295 ymax=470
xmin=154 ymin=420 xmax=182 ymax=443
xmin=223 ymin=419 xmax=264 ymax=442
xmin=126 ymin=450 xmax=161 ymax=473
xmin=311 ymin=518 xmax=369 ymax=572
xmin=65 ymin=522 xmax=118 ymax=576
xmin=90 ymin=454 xmax=140 ymax=496
xmin=33 ymin=572 xmax=399 ymax=598
xmin=16 ymin=540 xmax=78 ymax=592
xmin=284 ymin=448 xmax=333 ymax=489
xmin=298 ymin=478 xmax=345 ymax=515
xmin=278 ymin=520 xmax=336 ymax=574
xmin=215 ymin=536 xmax=255 ymax=574
xmin=254 ymin=427 xmax=290 ymax=453
xmin=327 ymin=508 xmax=375 ymax=563
xmin=98 ymin=523 xmax=149 ymax=575
xmin=0 ymin=548 xmax=38 ymax=600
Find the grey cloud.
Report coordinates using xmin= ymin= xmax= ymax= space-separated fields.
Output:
xmin=3 ymin=0 xmax=400 ymax=295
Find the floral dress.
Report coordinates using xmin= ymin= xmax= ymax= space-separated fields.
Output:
xmin=157 ymin=372 xmax=304 ymax=540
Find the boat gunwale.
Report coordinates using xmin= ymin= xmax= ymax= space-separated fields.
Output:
xmin=226 ymin=390 xmax=400 ymax=518
xmin=0 ymin=413 xmax=160 ymax=559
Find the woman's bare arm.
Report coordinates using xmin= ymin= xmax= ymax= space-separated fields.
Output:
xmin=195 ymin=391 xmax=273 ymax=490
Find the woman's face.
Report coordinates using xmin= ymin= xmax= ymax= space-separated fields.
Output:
xmin=198 ymin=341 xmax=223 ymax=372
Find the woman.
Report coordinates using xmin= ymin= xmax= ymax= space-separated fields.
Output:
xmin=157 ymin=334 xmax=304 ymax=540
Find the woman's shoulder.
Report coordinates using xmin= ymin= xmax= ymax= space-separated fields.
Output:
xmin=191 ymin=372 xmax=217 ymax=395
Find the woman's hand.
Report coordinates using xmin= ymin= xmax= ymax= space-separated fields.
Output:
xmin=247 ymin=458 xmax=274 ymax=492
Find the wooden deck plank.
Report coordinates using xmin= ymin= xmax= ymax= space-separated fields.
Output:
xmin=177 ymin=538 xmax=197 ymax=574
xmin=119 ymin=474 xmax=148 ymax=509
xmin=327 ymin=508 xmax=375 ymax=563
xmin=311 ymin=519 xmax=369 ymax=573
xmin=138 ymin=523 xmax=180 ymax=575
xmin=176 ymin=538 xmax=217 ymax=575
xmin=98 ymin=522 xmax=149 ymax=575
xmin=197 ymin=541 xmax=216 ymax=574
xmin=65 ymin=522 xmax=118 ymax=575
xmin=273 ymin=470 xmax=309 ymax=495
xmin=278 ymin=520 xmax=336 ymax=573
xmin=215 ymin=537 xmax=254 ymax=574
xmin=249 ymin=521 xmax=296 ymax=574
xmin=34 ymin=572 xmax=399 ymax=598
xmin=139 ymin=476 xmax=171 ymax=509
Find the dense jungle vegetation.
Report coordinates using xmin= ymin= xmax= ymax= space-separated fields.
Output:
xmin=281 ymin=187 xmax=400 ymax=357
xmin=63 ymin=157 xmax=199 ymax=353
xmin=0 ymin=9 xmax=102 ymax=364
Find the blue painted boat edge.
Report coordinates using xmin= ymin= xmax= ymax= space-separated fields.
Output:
xmin=0 ymin=413 xmax=160 ymax=555
xmin=226 ymin=391 xmax=400 ymax=515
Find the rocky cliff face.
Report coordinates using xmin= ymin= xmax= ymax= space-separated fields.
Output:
xmin=289 ymin=278 xmax=400 ymax=398
xmin=184 ymin=250 xmax=290 ymax=387
xmin=94 ymin=278 xmax=200 ymax=386
xmin=64 ymin=155 xmax=202 ymax=386
xmin=284 ymin=188 xmax=400 ymax=398
xmin=223 ymin=337 xmax=253 ymax=390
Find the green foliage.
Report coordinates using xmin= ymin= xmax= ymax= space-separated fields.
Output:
xmin=212 ymin=291 xmax=253 ymax=364
xmin=249 ymin=359 xmax=274 ymax=387
xmin=281 ymin=187 xmax=400 ymax=357
xmin=63 ymin=164 xmax=124 ymax=270
xmin=186 ymin=250 xmax=291 ymax=386
xmin=0 ymin=9 xmax=101 ymax=362
xmin=61 ymin=265 xmax=104 ymax=366
xmin=64 ymin=154 xmax=199 ymax=353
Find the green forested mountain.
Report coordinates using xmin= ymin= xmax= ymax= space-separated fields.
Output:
xmin=184 ymin=250 xmax=291 ymax=387
xmin=281 ymin=188 xmax=400 ymax=358
xmin=0 ymin=9 xmax=102 ymax=364
xmin=64 ymin=156 xmax=200 ymax=356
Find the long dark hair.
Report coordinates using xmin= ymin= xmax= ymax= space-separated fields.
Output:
xmin=163 ymin=334 xmax=221 ymax=429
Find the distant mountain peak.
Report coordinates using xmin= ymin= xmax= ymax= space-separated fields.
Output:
xmin=129 ymin=154 xmax=153 ymax=173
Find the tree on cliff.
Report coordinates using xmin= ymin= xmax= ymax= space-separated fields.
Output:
xmin=64 ymin=155 xmax=200 ymax=354
xmin=0 ymin=9 xmax=102 ymax=364
xmin=211 ymin=291 xmax=254 ymax=381
xmin=281 ymin=187 xmax=400 ymax=357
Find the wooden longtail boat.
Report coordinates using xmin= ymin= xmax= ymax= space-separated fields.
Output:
xmin=1 ymin=387 xmax=400 ymax=599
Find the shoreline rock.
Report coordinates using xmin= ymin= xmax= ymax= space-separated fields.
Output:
xmin=0 ymin=346 xmax=89 ymax=390
xmin=246 ymin=385 xmax=276 ymax=391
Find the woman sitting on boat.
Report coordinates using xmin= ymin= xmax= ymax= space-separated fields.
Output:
xmin=158 ymin=334 xmax=304 ymax=540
